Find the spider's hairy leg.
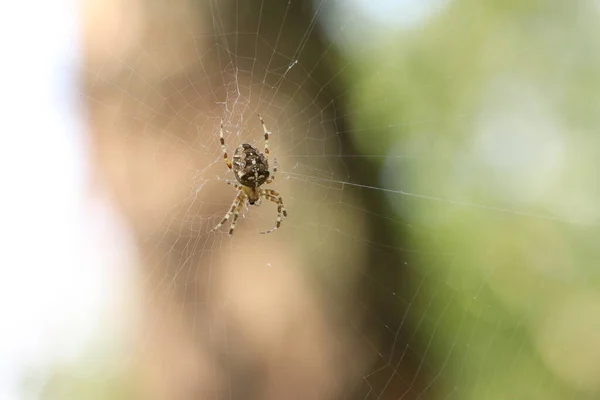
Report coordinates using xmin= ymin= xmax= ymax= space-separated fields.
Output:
xmin=220 ymin=119 xmax=232 ymax=170
xmin=228 ymin=199 xmax=245 ymax=236
xmin=257 ymin=114 xmax=270 ymax=158
xmin=214 ymin=191 xmax=244 ymax=235
xmin=259 ymin=189 xmax=288 ymax=234
xmin=262 ymin=189 xmax=287 ymax=218
xmin=265 ymin=157 xmax=277 ymax=184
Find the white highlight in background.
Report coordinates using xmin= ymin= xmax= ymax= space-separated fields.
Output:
xmin=0 ymin=1 xmax=133 ymax=399
xmin=320 ymin=0 xmax=451 ymax=55
xmin=349 ymin=0 xmax=450 ymax=29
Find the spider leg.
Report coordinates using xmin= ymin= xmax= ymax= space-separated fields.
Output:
xmin=257 ymin=114 xmax=270 ymax=159
xmin=258 ymin=189 xmax=288 ymax=234
xmin=262 ymin=189 xmax=288 ymax=218
xmin=214 ymin=191 xmax=243 ymax=234
xmin=220 ymin=119 xmax=233 ymax=171
xmin=265 ymin=157 xmax=277 ymax=184
xmin=227 ymin=193 xmax=246 ymax=236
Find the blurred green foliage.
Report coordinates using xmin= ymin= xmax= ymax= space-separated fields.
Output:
xmin=350 ymin=0 xmax=600 ymax=398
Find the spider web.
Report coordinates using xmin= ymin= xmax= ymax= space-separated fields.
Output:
xmin=80 ymin=0 xmax=600 ymax=399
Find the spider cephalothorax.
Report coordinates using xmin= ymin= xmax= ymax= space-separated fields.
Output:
xmin=215 ymin=115 xmax=288 ymax=235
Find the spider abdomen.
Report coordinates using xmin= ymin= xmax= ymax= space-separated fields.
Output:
xmin=232 ymin=143 xmax=270 ymax=188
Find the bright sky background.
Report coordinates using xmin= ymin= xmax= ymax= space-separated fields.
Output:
xmin=0 ymin=2 xmax=131 ymax=399
xmin=351 ymin=0 xmax=450 ymax=28
xmin=321 ymin=0 xmax=451 ymax=53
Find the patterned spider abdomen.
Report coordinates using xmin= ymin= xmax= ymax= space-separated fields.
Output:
xmin=232 ymin=143 xmax=270 ymax=188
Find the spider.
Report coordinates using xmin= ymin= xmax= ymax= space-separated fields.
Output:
xmin=214 ymin=114 xmax=288 ymax=236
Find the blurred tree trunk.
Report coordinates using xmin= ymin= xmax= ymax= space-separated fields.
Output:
xmin=225 ymin=0 xmax=434 ymax=398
